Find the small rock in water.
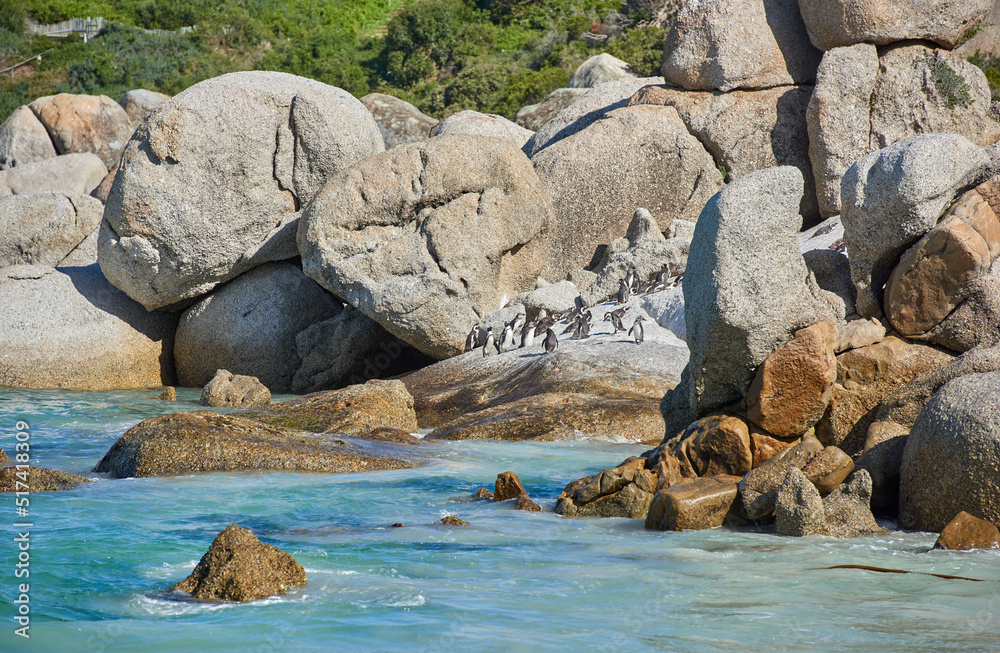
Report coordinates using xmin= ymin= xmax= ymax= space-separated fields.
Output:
xmin=440 ymin=516 xmax=470 ymax=526
xmin=0 ymin=467 xmax=91 ymax=492
xmin=361 ymin=427 xmax=421 ymax=444
xmin=391 ymin=523 xmax=406 ymax=528
xmin=473 ymin=488 xmax=494 ymax=500
xmin=933 ymin=511 xmax=1000 ymax=551
xmin=157 ymin=386 xmax=177 ymax=401
xmin=515 ymin=494 xmax=542 ymax=512
xmin=494 ymin=471 xmax=528 ymax=502
xmin=171 ymin=524 xmax=306 ymax=602
xmin=200 ymin=369 xmax=271 ymax=408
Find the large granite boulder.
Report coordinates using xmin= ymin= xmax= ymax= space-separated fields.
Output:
xmin=569 ymin=53 xmax=637 ymax=88
xmin=171 ymin=524 xmax=306 ymax=602
xmin=532 ymin=105 xmax=722 ymax=280
xmin=808 ymin=44 xmax=1000 ymax=218
xmin=677 ymin=167 xmax=836 ymax=427
xmin=360 ymin=93 xmax=438 ymax=149
xmin=432 ymin=110 xmax=533 ymax=148
xmin=247 ymin=378 xmax=418 ymax=435
xmin=0 ymin=193 xmax=103 ymax=268
xmin=630 ymin=83 xmax=819 ymax=224
xmin=899 ymin=371 xmax=1000 ymax=532
xmin=94 ymin=410 xmax=410 ymax=478
xmin=0 ymin=264 xmax=176 ymax=390
xmin=666 ymin=414 xmax=753 ymax=478
xmin=99 ymin=71 xmax=384 ymax=310
xmin=580 ymin=208 xmax=691 ymax=305
xmin=0 ymin=152 xmax=107 ymax=197
xmin=797 ymin=0 xmax=989 ymax=51
xmin=298 ymin=135 xmax=555 ymax=360
xmin=661 ymin=0 xmax=821 ymax=92
xmin=841 ymin=134 xmax=996 ymax=319
xmin=920 ymin=254 xmax=1000 ymax=352
xmin=402 ymin=296 xmax=689 ymax=442
xmin=0 ymin=105 xmax=57 ymax=169
xmin=884 ymin=190 xmax=1000 ymax=338
xmin=174 ymin=262 xmax=340 ymax=392
xmin=28 ymin=93 xmax=133 ymax=169
xmin=119 ymin=89 xmax=170 ymax=126
xmin=515 ymin=88 xmax=587 ymax=132
xmin=524 ymin=76 xmax=664 ymax=157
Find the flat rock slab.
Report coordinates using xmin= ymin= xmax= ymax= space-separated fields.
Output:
xmin=0 ymin=466 xmax=92 ymax=492
xmin=94 ymin=411 xmax=411 ymax=478
xmin=402 ymin=299 xmax=689 ymax=442
xmin=246 ymin=379 xmax=418 ymax=435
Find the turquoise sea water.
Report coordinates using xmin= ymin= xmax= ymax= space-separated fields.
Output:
xmin=0 ymin=388 xmax=998 ymax=652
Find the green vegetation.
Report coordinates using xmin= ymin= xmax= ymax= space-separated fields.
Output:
xmin=0 ymin=0 xmax=668 ymax=122
xmin=969 ymin=52 xmax=1000 ymax=102
xmin=927 ymin=52 xmax=972 ymax=110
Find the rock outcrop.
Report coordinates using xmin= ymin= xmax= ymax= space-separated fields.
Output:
xmin=899 ymin=371 xmax=1000 ymax=532
xmin=299 ymin=135 xmax=555 ymax=359
xmin=841 ymin=134 xmax=996 ymax=319
xmin=0 ymin=265 xmax=176 ymax=390
xmin=645 ymin=475 xmax=743 ymax=530
xmin=200 ymin=369 xmax=271 ymax=408
xmin=360 ymin=93 xmax=438 ymax=149
xmin=776 ymin=467 xmax=882 ymax=537
xmin=246 ymin=379 xmax=418 ymax=435
xmin=119 ymin=89 xmax=170 ymax=126
xmin=661 ymin=0 xmax=821 ymax=91
xmin=0 ymin=105 xmax=56 ymax=169
xmin=100 ymin=71 xmax=384 ymax=310
xmin=0 ymin=193 xmax=103 ymax=268
xmin=94 ymin=410 xmax=410 ymax=478
xmin=172 ymin=524 xmax=306 ymax=602
xmin=0 ymin=467 xmax=92 ymax=492
xmin=568 ymin=53 xmax=636 ymax=88
xmin=0 ymin=152 xmax=107 ymax=197
xmin=28 ymin=93 xmax=133 ymax=169
xmin=532 ymin=105 xmax=722 ymax=280
xmin=174 ymin=262 xmax=341 ymax=392
xmin=797 ymin=0 xmax=989 ymax=51
xmin=515 ymin=88 xmax=587 ymax=131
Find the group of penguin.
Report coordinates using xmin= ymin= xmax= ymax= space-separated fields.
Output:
xmin=464 ymin=262 xmax=682 ymax=358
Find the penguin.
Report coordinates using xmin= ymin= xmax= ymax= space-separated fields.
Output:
xmin=656 ymin=263 xmax=671 ymax=284
xmin=509 ymin=312 xmax=526 ymax=334
xmin=464 ymin=325 xmax=481 ymax=353
xmin=520 ymin=322 xmax=537 ymax=348
xmin=616 ymin=279 xmax=631 ymax=305
xmin=573 ymin=318 xmax=590 ymax=339
xmin=499 ymin=323 xmax=514 ymax=353
xmin=624 ymin=265 xmax=638 ymax=293
xmin=670 ymin=272 xmax=684 ymax=288
xmin=628 ymin=315 xmax=645 ymax=345
xmin=543 ymin=328 xmax=558 ymax=354
xmin=537 ymin=304 xmax=549 ymax=321
xmin=561 ymin=317 xmax=578 ymax=335
xmin=604 ymin=310 xmax=626 ymax=334
xmin=482 ymin=327 xmax=495 ymax=358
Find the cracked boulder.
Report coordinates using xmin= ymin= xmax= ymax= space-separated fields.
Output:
xmin=174 ymin=262 xmax=340 ymax=392
xmin=0 ymin=105 xmax=57 ymax=170
xmin=629 ymin=83 xmax=819 ymax=224
xmin=0 ymin=192 xmax=103 ymax=268
xmin=299 ymin=135 xmax=555 ymax=359
xmin=99 ymin=71 xmax=384 ymax=310
xmin=532 ymin=104 xmax=722 ymax=280
xmin=808 ymin=43 xmax=1000 ymax=218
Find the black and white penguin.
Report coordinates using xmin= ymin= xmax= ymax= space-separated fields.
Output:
xmin=537 ymin=304 xmax=549 ymax=321
xmin=624 ymin=265 xmax=638 ymax=293
xmin=573 ymin=318 xmax=590 ymax=339
xmin=520 ymin=322 xmax=537 ymax=348
xmin=499 ymin=323 xmax=514 ymax=353
xmin=628 ymin=315 xmax=645 ymax=344
xmin=543 ymin=328 xmax=558 ymax=354
xmin=509 ymin=311 xmax=526 ymax=334
xmin=464 ymin=324 xmax=481 ymax=353
xmin=482 ymin=326 xmax=495 ymax=357
xmin=656 ymin=263 xmax=671 ymax=284
xmin=616 ymin=279 xmax=631 ymax=305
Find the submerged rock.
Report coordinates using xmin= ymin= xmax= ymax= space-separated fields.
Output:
xmin=94 ymin=411 xmax=410 ymax=478
xmin=0 ymin=467 xmax=92 ymax=492
xmin=172 ymin=524 xmax=306 ymax=602
xmin=933 ymin=511 xmax=1000 ymax=551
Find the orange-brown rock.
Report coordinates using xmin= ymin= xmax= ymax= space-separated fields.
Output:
xmin=360 ymin=427 xmax=421 ymax=444
xmin=246 ymin=379 xmax=418 ymax=435
xmin=494 ymin=471 xmax=528 ymax=502
xmin=515 ymin=494 xmax=542 ymax=511
xmin=746 ymin=321 xmax=838 ymax=438
xmin=473 ymin=487 xmax=494 ymax=500
xmin=739 ymin=434 xmax=824 ymax=521
xmin=554 ymin=455 xmax=660 ymax=518
xmin=933 ymin=511 xmax=1000 ymax=551
xmin=29 ymin=93 xmax=133 ymax=169
xmin=801 ymin=445 xmax=854 ymax=494
xmin=0 ymin=466 xmax=91 ymax=492
xmin=668 ymin=414 xmax=752 ymax=477
xmin=644 ymin=475 xmax=743 ymax=531
xmin=815 ymin=337 xmax=954 ymax=455
xmin=440 ymin=516 xmax=470 ymax=526
xmin=748 ymin=425 xmax=798 ymax=469
xmin=172 ymin=524 xmax=306 ymax=602
xmin=885 ymin=190 xmax=1000 ymax=336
